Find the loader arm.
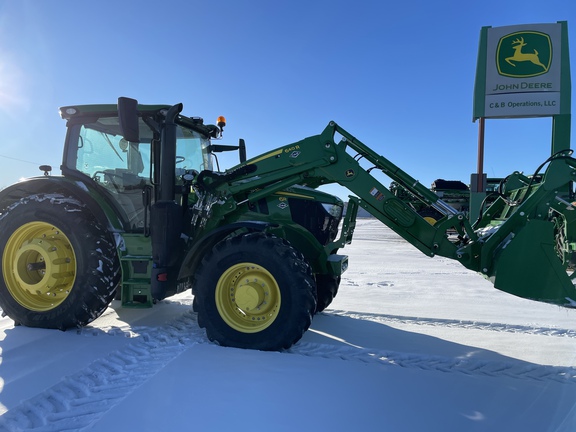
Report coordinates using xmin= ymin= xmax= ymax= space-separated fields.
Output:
xmin=197 ymin=121 xmax=576 ymax=307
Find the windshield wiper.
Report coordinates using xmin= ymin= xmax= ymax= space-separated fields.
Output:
xmin=101 ymin=132 xmax=124 ymax=162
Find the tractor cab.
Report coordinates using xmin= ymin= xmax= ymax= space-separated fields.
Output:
xmin=59 ymin=104 xmax=217 ymax=232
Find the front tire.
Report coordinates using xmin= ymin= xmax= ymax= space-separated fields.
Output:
xmin=0 ymin=194 xmax=120 ymax=329
xmin=193 ymin=232 xmax=316 ymax=350
xmin=315 ymin=274 xmax=340 ymax=313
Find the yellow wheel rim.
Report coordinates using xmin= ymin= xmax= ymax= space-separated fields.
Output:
xmin=215 ymin=262 xmax=281 ymax=333
xmin=2 ymin=221 xmax=77 ymax=311
xmin=424 ymin=216 xmax=437 ymax=225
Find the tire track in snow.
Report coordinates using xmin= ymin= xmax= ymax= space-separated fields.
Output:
xmin=1 ymin=308 xmax=575 ymax=431
xmin=326 ymin=310 xmax=576 ymax=339
xmin=0 ymin=310 xmax=207 ymax=432
xmin=288 ymin=342 xmax=576 ymax=384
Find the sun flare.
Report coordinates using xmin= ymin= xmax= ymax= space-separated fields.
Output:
xmin=0 ymin=56 xmax=28 ymax=114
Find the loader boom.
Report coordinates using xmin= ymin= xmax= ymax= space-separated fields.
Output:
xmin=200 ymin=121 xmax=576 ymax=307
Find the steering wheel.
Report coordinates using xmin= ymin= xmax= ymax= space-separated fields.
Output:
xmin=92 ymin=171 xmax=122 ymax=192
xmin=176 ymin=156 xmax=186 ymax=164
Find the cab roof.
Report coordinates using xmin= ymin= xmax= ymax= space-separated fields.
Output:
xmin=59 ymin=103 xmax=171 ymax=120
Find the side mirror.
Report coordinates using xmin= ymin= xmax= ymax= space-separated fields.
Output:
xmin=238 ymin=139 xmax=247 ymax=163
xmin=118 ymin=97 xmax=140 ymax=142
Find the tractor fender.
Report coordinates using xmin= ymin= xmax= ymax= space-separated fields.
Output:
xmin=0 ymin=176 xmax=124 ymax=233
xmin=177 ymin=221 xmax=277 ymax=289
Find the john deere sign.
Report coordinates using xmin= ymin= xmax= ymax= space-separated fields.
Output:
xmin=474 ymin=22 xmax=571 ymax=119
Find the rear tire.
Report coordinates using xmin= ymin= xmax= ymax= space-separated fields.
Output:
xmin=0 ymin=194 xmax=120 ymax=329
xmin=193 ymin=232 xmax=316 ymax=350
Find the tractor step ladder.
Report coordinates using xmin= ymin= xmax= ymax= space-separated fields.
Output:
xmin=119 ymin=234 xmax=153 ymax=308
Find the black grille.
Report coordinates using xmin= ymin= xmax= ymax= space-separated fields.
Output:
xmin=288 ymin=199 xmax=340 ymax=245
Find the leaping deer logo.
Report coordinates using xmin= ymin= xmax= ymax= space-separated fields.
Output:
xmin=505 ymin=37 xmax=548 ymax=71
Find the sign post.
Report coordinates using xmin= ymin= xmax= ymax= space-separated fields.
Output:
xmin=471 ymin=21 xmax=571 ymax=221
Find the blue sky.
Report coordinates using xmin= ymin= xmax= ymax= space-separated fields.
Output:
xmin=0 ymin=0 xmax=574 ymax=199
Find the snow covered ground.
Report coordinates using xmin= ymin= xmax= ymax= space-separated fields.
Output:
xmin=1 ymin=219 xmax=575 ymax=431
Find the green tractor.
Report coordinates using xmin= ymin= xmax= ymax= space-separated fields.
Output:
xmin=0 ymin=98 xmax=344 ymax=350
xmin=0 ymin=97 xmax=574 ymax=351
xmin=390 ymin=178 xmax=504 ymax=225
